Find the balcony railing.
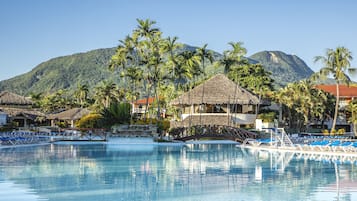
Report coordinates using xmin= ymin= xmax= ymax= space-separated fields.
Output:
xmin=171 ymin=113 xmax=256 ymax=128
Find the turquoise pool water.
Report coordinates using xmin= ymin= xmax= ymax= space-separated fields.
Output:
xmin=0 ymin=139 xmax=356 ymax=201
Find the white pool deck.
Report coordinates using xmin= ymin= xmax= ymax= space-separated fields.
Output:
xmin=238 ymin=143 xmax=357 ymax=159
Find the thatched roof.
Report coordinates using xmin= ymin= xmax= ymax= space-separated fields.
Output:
xmin=0 ymin=91 xmax=33 ymax=105
xmin=0 ymin=107 xmax=45 ymax=120
xmin=48 ymin=108 xmax=90 ymax=120
xmin=171 ymin=74 xmax=260 ymax=105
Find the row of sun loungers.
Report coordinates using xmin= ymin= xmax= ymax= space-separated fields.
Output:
xmin=0 ymin=131 xmax=50 ymax=146
xmin=297 ymin=139 xmax=357 ymax=152
xmin=1 ymin=129 xmax=108 ymax=146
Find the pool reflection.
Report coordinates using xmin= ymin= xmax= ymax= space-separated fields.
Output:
xmin=0 ymin=143 xmax=356 ymax=201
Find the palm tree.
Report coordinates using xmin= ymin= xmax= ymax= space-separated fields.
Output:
xmin=314 ymin=47 xmax=356 ymax=132
xmin=196 ymin=44 xmax=214 ymax=77
xmin=177 ymin=50 xmax=200 ymax=129
xmin=196 ymin=44 xmax=214 ymax=124
xmin=29 ymin=92 xmax=43 ymax=108
xmin=123 ymin=67 xmax=143 ymax=121
xmin=74 ymin=83 xmax=89 ymax=108
xmin=216 ymin=42 xmax=248 ymax=125
xmin=178 ymin=50 xmax=201 ymax=86
xmin=109 ymin=45 xmax=125 ymax=71
xmin=94 ymin=80 xmax=118 ymax=109
xmin=296 ymin=80 xmax=315 ymax=129
xmin=133 ymin=19 xmax=166 ymax=121
xmin=161 ymin=37 xmax=185 ymax=119
xmin=274 ymin=79 xmax=331 ymax=132
xmin=133 ymin=18 xmax=160 ymax=39
xmin=217 ymin=42 xmax=247 ymax=76
xmin=274 ymin=83 xmax=304 ymax=131
xmin=162 ymin=36 xmax=186 ymax=89
xmin=162 ymin=36 xmax=181 ymax=70
xmin=235 ymin=63 xmax=274 ymax=116
xmin=227 ymin=41 xmax=247 ymax=61
xmin=125 ymin=67 xmax=143 ymax=101
xmin=39 ymin=90 xmax=72 ymax=113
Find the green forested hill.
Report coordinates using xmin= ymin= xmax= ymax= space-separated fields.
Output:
xmin=0 ymin=46 xmax=315 ymax=95
xmin=249 ymin=51 xmax=314 ymax=87
xmin=0 ymin=48 xmax=118 ymax=95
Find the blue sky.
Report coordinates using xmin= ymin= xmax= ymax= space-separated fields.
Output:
xmin=1 ymin=0 xmax=357 ymax=81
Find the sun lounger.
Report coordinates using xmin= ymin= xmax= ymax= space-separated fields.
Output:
xmin=349 ymin=142 xmax=357 ymax=152
xmin=327 ymin=140 xmax=341 ymax=151
xmin=309 ymin=140 xmax=330 ymax=151
xmin=336 ymin=141 xmax=353 ymax=152
xmin=0 ymin=131 xmax=48 ymax=146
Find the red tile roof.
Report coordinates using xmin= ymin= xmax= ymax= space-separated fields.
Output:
xmin=133 ymin=97 xmax=156 ymax=105
xmin=315 ymin=84 xmax=357 ymax=97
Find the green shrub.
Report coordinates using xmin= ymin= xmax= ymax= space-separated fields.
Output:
xmin=258 ymin=112 xmax=276 ymax=122
xmin=76 ymin=113 xmax=102 ymax=128
xmin=100 ymin=102 xmax=131 ymax=128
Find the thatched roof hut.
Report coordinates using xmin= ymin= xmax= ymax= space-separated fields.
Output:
xmin=48 ymin=108 xmax=90 ymax=120
xmin=0 ymin=107 xmax=46 ymax=127
xmin=0 ymin=107 xmax=45 ymax=118
xmin=171 ymin=74 xmax=260 ymax=105
xmin=0 ymin=91 xmax=33 ymax=105
xmin=47 ymin=108 xmax=91 ymax=128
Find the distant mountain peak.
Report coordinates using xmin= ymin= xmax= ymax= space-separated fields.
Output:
xmin=249 ymin=50 xmax=314 ymax=87
xmin=268 ymin=52 xmax=280 ymax=63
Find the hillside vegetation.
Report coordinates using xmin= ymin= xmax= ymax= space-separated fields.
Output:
xmin=0 ymin=47 xmax=314 ymax=95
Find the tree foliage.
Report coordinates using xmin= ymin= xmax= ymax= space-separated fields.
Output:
xmin=76 ymin=113 xmax=102 ymax=128
xmin=273 ymin=79 xmax=331 ymax=131
xmin=100 ymin=102 xmax=131 ymax=127
xmin=314 ymin=46 xmax=356 ymax=131
xmin=347 ymin=99 xmax=357 ymax=135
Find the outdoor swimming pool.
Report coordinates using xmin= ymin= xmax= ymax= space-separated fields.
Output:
xmin=0 ymin=138 xmax=356 ymax=201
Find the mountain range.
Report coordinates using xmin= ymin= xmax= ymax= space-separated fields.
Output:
xmin=0 ymin=45 xmax=314 ymax=95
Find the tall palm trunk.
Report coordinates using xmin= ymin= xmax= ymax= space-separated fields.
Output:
xmin=154 ymin=81 xmax=162 ymax=136
xmin=155 ymin=81 xmax=161 ymax=120
xmin=255 ymin=91 xmax=262 ymax=126
xmin=130 ymin=81 xmax=135 ymax=124
xmin=189 ymin=82 xmax=193 ymax=134
xmin=332 ymin=83 xmax=340 ymax=132
xmin=232 ymin=81 xmax=238 ymax=127
xmin=199 ymin=60 xmax=205 ymax=125
xmin=353 ymin=101 xmax=357 ymax=136
xmin=144 ymin=80 xmax=152 ymax=121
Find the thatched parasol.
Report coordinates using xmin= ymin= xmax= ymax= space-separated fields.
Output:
xmin=0 ymin=91 xmax=33 ymax=105
xmin=171 ymin=74 xmax=260 ymax=105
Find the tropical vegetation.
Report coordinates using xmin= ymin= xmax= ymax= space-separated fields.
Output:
xmin=0 ymin=18 xmax=356 ymax=136
xmin=272 ymin=79 xmax=334 ymax=132
xmin=348 ymin=99 xmax=357 ymax=135
xmin=314 ymin=47 xmax=356 ymax=132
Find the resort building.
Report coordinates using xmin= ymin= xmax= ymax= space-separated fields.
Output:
xmin=0 ymin=91 xmax=45 ymax=128
xmin=315 ymin=84 xmax=357 ymax=107
xmin=170 ymin=74 xmax=261 ymax=128
xmin=132 ymin=97 xmax=167 ymax=118
xmin=132 ymin=97 xmax=156 ymax=117
xmin=314 ymin=84 xmax=357 ymax=132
